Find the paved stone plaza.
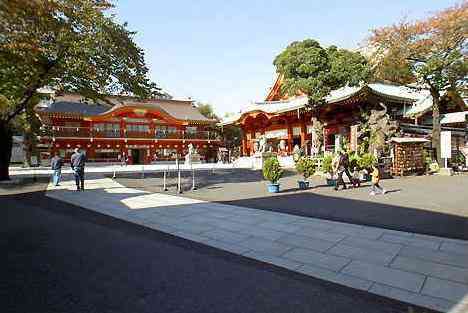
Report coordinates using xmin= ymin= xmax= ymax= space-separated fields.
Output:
xmin=116 ymin=169 xmax=468 ymax=239
xmin=46 ymin=176 xmax=468 ymax=312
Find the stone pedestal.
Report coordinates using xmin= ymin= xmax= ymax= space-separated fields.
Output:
xmin=185 ymin=153 xmax=201 ymax=165
xmin=439 ymin=167 xmax=454 ymax=176
xmin=252 ymin=152 xmax=275 ymax=170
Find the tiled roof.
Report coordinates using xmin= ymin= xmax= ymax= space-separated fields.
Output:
xmin=220 ymin=83 xmax=434 ymax=125
xmin=37 ymin=99 xmax=215 ymax=122
xmin=37 ymin=101 xmax=111 ymax=116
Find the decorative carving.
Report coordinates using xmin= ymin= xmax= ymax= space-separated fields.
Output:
xmin=311 ymin=117 xmax=324 ymax=155
xmin=366 ymin=102 xmax=398 ymax=155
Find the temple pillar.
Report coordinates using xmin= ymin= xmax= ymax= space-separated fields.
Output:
xmin=287 ymin=122 xmax=293 ymax=153
xmin=300 ymin=123 xmax=307 ymax=155
xmin=241 ymin=135 xmax=247 ymax=157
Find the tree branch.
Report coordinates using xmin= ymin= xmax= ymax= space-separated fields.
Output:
xmin=5 ymin=59 xmax=56 ymax=123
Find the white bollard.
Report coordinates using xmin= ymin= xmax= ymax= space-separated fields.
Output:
xmin=163 ymin=170 xmax=168 ymax=191
xmin=141 ymin=165 xmax=145 ymax=178
xmin=177 ymin=169 xmax=182 ymax=193
xmin=191 ymin=162 xmax=197 ymax=190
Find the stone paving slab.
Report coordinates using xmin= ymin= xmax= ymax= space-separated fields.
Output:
xmin=45 ymin=177 xmax=468 ymax=312
xmin=327 ymin=243 xmax=397 ymax=266
xmin=390 ymin=256 xmax=468 ymax=285
xmin=342 ymin=260 xmax=426 ymax=293
xmin=282 ymin=248 xmax=351 ymax=272
xmin=422 ymin=277 xmax=468 ymax=302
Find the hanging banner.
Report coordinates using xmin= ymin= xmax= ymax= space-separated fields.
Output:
xmin=350 ymin=125 xmax=358 ymax=151
xmin=265 ymin=129 xmax=288 ymax=139
xmin=441 ymin=131 xmax=451 ymax=159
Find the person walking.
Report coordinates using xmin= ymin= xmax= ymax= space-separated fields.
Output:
xmin=50 ymin=152 xmax=63 ymax=186
xmin=370 ymin=164 xmax=386 ymax=195
xmin=71 ymin=148 xmax=86 ymax=191
xmin=351 ymin=166 xmax=361 ymax=188
xmin=341 ymin=151 xmax=353 ymax=184
xmin=333 ymin=151 xmax=347 ymax=190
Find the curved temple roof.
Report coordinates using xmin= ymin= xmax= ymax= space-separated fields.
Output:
xmin=37 ymin=98 xmax=215 ymax=123
xmin=220 ymin=82 xmax=434 ymax=125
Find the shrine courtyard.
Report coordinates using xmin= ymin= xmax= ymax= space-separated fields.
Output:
xmin=115 ymin=169 xmax=468 ymax=240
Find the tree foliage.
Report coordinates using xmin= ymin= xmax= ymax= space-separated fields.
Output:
xmin=0 ymin=0 xmax=162 ymax=179
xmin=369 ymin=2 xmax=467 ymax=91
xmin=273 ymin=39 xmax=372 ymax=104
xmin=368 ymin=2 xmax=468 ymax=164
xmin=0 ymin=0 xmax=162 ymax=123
xmin=196 ymin=103 xmax=218 ymax=120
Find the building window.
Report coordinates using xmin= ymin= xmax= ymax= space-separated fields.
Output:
xmin=93 ymin=123 xmax=120 ymax=131
xmin=186 ymin=126 xmax=197 ymax=134
xmin=127 ymin=124 xmax=149 ymax=132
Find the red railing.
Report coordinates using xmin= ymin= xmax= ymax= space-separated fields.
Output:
xmin=49 ymin=126 xmax=220 ymax=140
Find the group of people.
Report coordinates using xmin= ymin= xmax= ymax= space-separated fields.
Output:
xmin=50 ymin=148 xmax=86 ymax=191
xmin=332 ymin=150 xmax=386 ymax=195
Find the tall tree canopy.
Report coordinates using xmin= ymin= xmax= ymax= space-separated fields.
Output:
xmin=273 ymin=39 xmax=372 ymax=104
xmin=197 ymin=103 xmax=219 ymax=120
xmin=0 ymin=0 xmax=162 ymax=179
xmin=368 ymin=2 xmax=468 ymax=164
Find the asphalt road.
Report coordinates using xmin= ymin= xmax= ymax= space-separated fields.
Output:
xmin=115 ymin=169 xmax=468 ymax=240
xmin=1 ymin=188 xmax=431 ymax=313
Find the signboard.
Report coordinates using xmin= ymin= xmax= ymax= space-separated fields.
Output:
xmin=265 ymin=129 xmax=288 ymax=139
xmin=465 ymin=114 xmax=468 ymax=147
xmin=350 ymin=125 xmax=358 ymax=151
xmin=334 ymin=135 xmax=341 ymax=152
xmin=292 ymin=127 xmax=301 ymax=136
xmin=30 ymin=156 xmax=38 ymax=166
xmin=441 ymin=131 xmax=451 ymax=159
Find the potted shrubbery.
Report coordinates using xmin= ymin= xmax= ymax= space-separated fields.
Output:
xmin=322 ymin=154 xmax=336 ymax=186
xmin=263 ymin=156 xmax=283 ymax=193
xmin=358 ymin=153 xmax=376 ymax=181
xmin=295 ymin=157 xmax=316 ymax=189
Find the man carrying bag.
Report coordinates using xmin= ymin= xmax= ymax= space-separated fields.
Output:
xmin=70 ymin=148 xmax=86 ymax=191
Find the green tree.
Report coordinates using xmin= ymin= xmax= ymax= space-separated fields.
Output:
xmin=197 ymin=103 xmax=219 ymax=120
xmin=369 ymin=2 xmax=468 ymax=165
xmin=0 ymin=0 xmax=162 ymax=180
xmin=273 ymin=39 xmax=372 ymax=105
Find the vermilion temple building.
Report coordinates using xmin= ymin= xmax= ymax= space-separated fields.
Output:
xmin=221 ymin=75 xmax=467 ymax=158
xmin=36 ymin=93 xmax=221 ymax=164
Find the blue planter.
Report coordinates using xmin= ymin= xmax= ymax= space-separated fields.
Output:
xmin=267 ymin=183 xmax=280 ymax=193
xmin=298 ymin=181 xmax=310 ymax=189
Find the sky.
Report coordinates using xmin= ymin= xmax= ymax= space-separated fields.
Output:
xmin=112 ymin=0 xmax=458 ymax=117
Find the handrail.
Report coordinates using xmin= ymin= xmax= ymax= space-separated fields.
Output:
xmin=46 ymin=126 xmax=220 ymax=140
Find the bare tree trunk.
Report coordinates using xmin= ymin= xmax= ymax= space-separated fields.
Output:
xmin=0 ymin=121 xmax=13 ymax=181
xmin=431 ymin=92 xmax=442 ymax=167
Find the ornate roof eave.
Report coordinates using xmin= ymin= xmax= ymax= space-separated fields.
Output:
xmin=237 ymin=110 xmax=277 ymax=125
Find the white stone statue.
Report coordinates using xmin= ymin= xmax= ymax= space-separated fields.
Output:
xmin=185 ymin=143 xmax=200 ymax=165
xmin=253 ymin=141 xmax=260 ymax=153
xmin=258 ymin=135 xmax=267 ymax=153
xmin=279 ymin=139 xmax=286 ymax=151
xmin=187 ymin=143 xmax=195 ymax=155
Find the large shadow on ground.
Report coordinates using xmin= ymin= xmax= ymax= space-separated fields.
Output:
xmin=112 ymin=168 xmax=293 ymax=191
xmin=219 ymin=192 xmax=468 ymax=240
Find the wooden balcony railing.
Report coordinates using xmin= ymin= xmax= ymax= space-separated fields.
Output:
xmin=47 ymin=126 xmax=220 ymax=141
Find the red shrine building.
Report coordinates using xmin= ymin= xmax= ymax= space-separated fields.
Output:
xmin=35 ymin=93 xmax=221 ymax=164
xmin=221 ymin=75 xmax=467 ymax=157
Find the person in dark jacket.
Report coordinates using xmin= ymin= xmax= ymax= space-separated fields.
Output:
xmin=341 ymin=152 xmax=353 ymax=184
xmin=70 ymin=148 xmax=86 ymax=191
xmin=50 ymin=152 xmax=63 ymax=186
